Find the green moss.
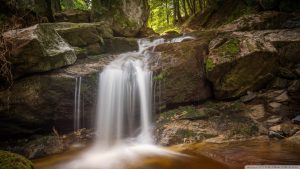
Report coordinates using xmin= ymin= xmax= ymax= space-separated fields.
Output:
xmin=231 ymin=123 xmax=259 ymax=137
xmin=159 ymin=106 xmax=209 ymax=124
xmin=0 ymin=151 xmax=34 ymax=169
xmin=219 ymin=38 xmax=240 ymax=60
xmin=113 ymin=13 xmax=138 ymax=28
xmin=153 ymin=73 xmax=165 ymax=81
xmin=205 ymin=58 xmax=215 ymax=72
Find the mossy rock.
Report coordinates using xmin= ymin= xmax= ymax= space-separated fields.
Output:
xmin=206 ymin=32 xmax=279 ymax=99
xmin=0 ymin=151 xmax=34 ymax=169
xmin=150 ymin=32 xmax=215 ymax=108
xmin=2 ymin=24 xmax=76 ymax=79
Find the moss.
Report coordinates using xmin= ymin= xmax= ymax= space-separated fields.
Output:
xmin=219 ymin=38 xmax=240 ymax=60
xmin=231 ymin=123 xmax=259 ymax=137
xmin=0 ymin=150 xmax=34 ymax=169
xmin=153 ymin=73 xmax=165 ymax=81
xmin=159 ymin=106 xmax=209 ymax=124
xmin=113 ymin=13 xmax=138 ymax=28
xmin=205 ymin=58 xmax=215 ymax=72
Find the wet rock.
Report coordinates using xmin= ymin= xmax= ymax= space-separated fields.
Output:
xmin=292 ymin=115 xmax=300 ymax=124
xmin=269 ymin=123 xmax=294 ymax=137
xmin=266 ymin=116 xmax=282 ymax=125
xmin=23 ymin=135 xmax=64 ymax=159
xmin=150 ymin=32 xmax=214 ymax=108
xmin=54 ymin=22 xmax=113 ymax=55
xmin=268 ymin=131 xmax=285 ymax=139
xmin=268 ymin=102 xmax=282 ymax=113
xmin=240 ymin=91 xmax=256 ymax=103
xmin=0 ymin=150 xmax=34 ymax=169
xmin=286 ymin=131 xmax=300 ymax=145
xmin=0 ymin=55 xmax=116 ymax=138
xmin=273 ymin=91 xmax=289 ymax=103
xmin=62 ymin=128 xmax=95 ymax=146
xmin=278 ymin=67 xmax=297 ymax=79
xmin=103 ymin=37 xmax=138 ymax=54
xmin=2 ymin=24 xmax=76 ymax=79
xmin=249 ymin=104 xmax=265 ymax=120
xmin=268 ymin=78 xmax=289 ymax=89
xmin=54 ymin=9 xmax=90 ymax=23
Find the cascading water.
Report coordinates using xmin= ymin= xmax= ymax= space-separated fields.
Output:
xmin=61 ymin=36 xmax=194 ymax=169
xmin=96 ymin=52 xmax=153 ymax=147
xmin=74 ymin=76 xmax=82 ymax=132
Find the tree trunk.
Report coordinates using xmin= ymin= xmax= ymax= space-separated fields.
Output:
xmin=165 ymin=0 xmax=169 ymax=24
xmin=182 ymin=0 xmax=188 ymax=17
xmin=51 ymin=0 xmax=61 ymax=12
xmin=45 ymin=0 xmax=55 ymax=22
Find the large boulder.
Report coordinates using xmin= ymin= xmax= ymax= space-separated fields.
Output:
xmin=206 ymin=29 xmax=300 ymax=99
xmin=0 ymin=55 xmax=117 ymax=139
xmin=149 ymin=32 xmax=215 ymax=109
xmin=2 ymin=24 xmax=76 ymax=79
xmin=92 ymin=0 xmax=149 ymax=37
xmin=220 ymin=12 xmax=299 ymax=32
xmin=112 ymin=0 xmax=149 ymax=37
xmin=53 ymin=22 xmax=138 ymax=55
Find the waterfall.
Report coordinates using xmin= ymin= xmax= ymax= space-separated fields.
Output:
xmin=96 ymin=53 xmax=153 ymax=148
xmin=64 ymin=36 xmax=193 ymax=169
xmin=94 ymin=36 xmax=195 ymax=148
xmin=74 ymin=76 xmax=82 ymax=132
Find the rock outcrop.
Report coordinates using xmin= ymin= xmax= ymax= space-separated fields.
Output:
xmin=3 ymin=24 xmax=76 ymax=79
xmin=220 ymin=12 xmax=300 ymax=32
xmin=205 ymin=28 xmax=300 ymax=99
xmin=149 ymin=32 xmax=215 ymax=109
xmin=0 ymin=54 xmax=117 ymax=139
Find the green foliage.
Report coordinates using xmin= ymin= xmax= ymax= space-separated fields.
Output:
xmin=61 ymin=0 xmax=89 ymax=10
xmin=0 ymin=151 xmax=34 ymax=169
xmin=148 ymin=0 xmax=174 ymax=33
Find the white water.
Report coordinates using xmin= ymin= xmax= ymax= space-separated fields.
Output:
xmin=74 ymin=76 xmax=82 ymax=131
xmin=63 ymin=36 xmax=193 ymax=169
xmin=96 ymin=51 xmax=153 ymax=147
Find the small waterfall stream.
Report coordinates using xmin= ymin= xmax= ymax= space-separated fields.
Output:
xmin=65 ymin=36 xmax=194 ymax=169
xmin=74 ymin=77 xmax=82 ymax=132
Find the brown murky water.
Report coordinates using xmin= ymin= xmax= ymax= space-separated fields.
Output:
xmin=34 ymin=138 xmax=300 ymax=169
